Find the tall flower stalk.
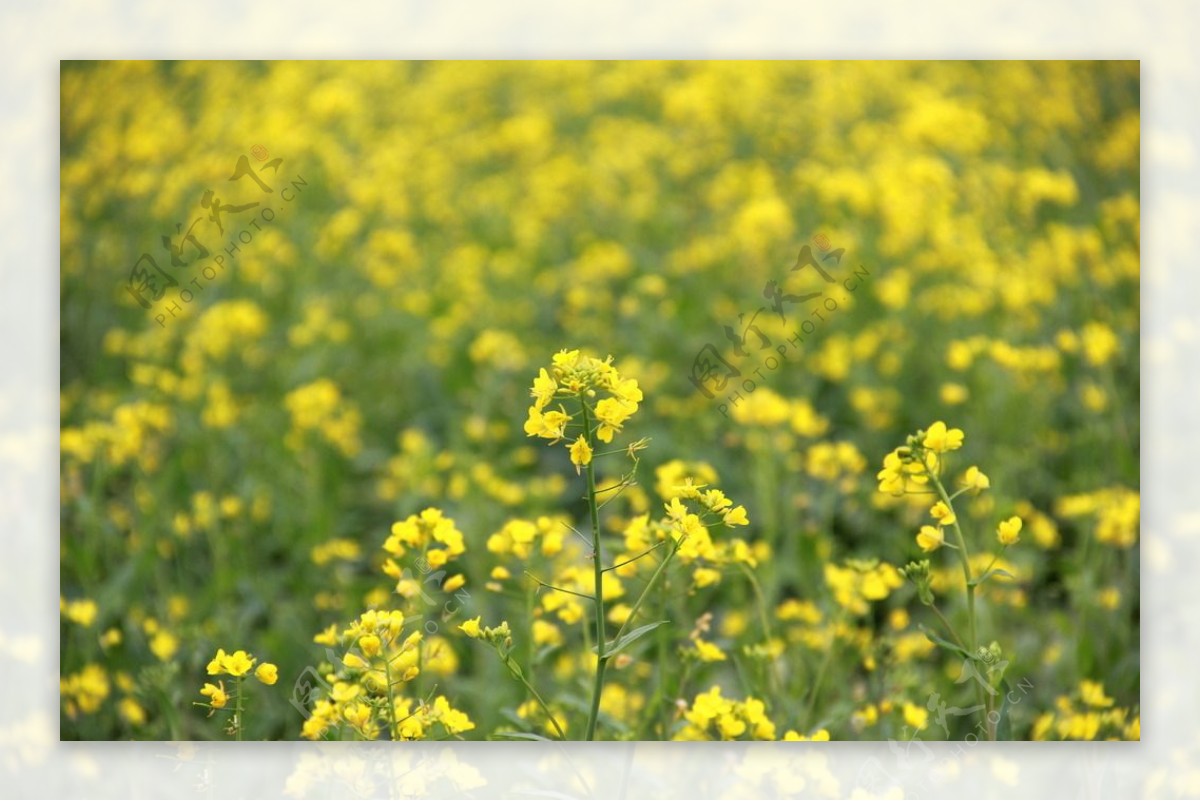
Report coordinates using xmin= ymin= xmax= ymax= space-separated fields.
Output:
xmin=879 ymin=422 xmax=1022 ymax=741
xmin=523 ymin=350 xmax=643 ymax=740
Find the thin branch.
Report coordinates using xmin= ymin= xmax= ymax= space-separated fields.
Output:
xmin=560 ymin=519 xmax=593 ymax=548
xmin=602 ymin=541 xmax=666 ymax=573
xmin=523 ymin=570 xmax=595 ymax=602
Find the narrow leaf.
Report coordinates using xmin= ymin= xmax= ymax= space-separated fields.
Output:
xmin=919 ymin=624 xmax=971 ymax=659
xmin=494 ymin=731 xmax=552 ymax=742
xmin=593 ymin=620 xmax=670 ymax=657
xmin=971 ymin=568 xmax=1016 ymax=587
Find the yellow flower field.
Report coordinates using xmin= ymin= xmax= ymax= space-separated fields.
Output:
xmin=59 ymin=60 xmax=1139 ymax=741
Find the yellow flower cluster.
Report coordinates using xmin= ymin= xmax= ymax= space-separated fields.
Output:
xmin=876 ymin=420 xmax=967 ymax=494
xmin=674 ymin=685 xmax=776 ymax=740
xmin=60 ymin=597 xmax=99 ymax=627
xmin=60 ymin=400 xmax=173 ymax=470
xmin=198 ymin=648 xmax=277 ymax=725
xmin=207 ymin=648 xmax=274 ymax=681
xmin=304 ymin=692 xmax=475 ymax=741
xmin=1056 ymin=486 xmax=1140 ymax=548
xmin=1031 ymin=680 xmax=1139 ymax=740
xmin=61 ymin=664 xmax=110 ymax=717
xmin=524 ymin=349 xmax=643 ymax=447
xmin=383 ymin=507 xmax=467 ymax=571
xmin=283 ymin=378 xmax=363 ymax=457
xmin=824 ymin=559 xmax=904 ymax=615
xmin=611 ymin=476 xmax=759 ymax=591
xmin=486 ymin=516 xmax=567 ymax=560
xmin=309 ymin=537 xmax=362 ymax=566
xmin=298 ymin=518 xmax=474 ymax=741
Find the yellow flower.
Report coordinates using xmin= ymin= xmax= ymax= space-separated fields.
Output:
xmin=221 ymin=650 xmax=256 ymax=677
xmin=1079 ymin=680 xmax=1114 ymax=708
xmin=568 ymin=435 xmax=593 ymax=473
xmin=552 ymin=348 xmax=581 ymax=370
xmin=524 ymin=407 xmax=570 ymax=440
xmin=99 ymin=628 xmax=122 ymax=649
xmin=722 ymin=505 xmax=749 ymax=527
xmin=923 ymin=421 xmax=964 ymax=453
xmin=60 ymin=598 xmax=99 ymax=627
xmin=664 ymin=497 xmax=688 ymax=521
xmin=593 ymin=397 xmax=635 ymax=443
xmin=342 ymin=702 xmax=371 ymax=730
xmin=206 ymin=648 xmax=228 ymax=675
xmin=118 ymin=697 xmax=147 ymax=726
xmin=254 ymin=662 xmax=278 ymax=685
xmin=997 ymin=516 xmax=1023 ymax=546
xmin=916 ymin=525 xmax=945 ymax=553
xmin=313 ymin=625 xmax=339 ymax=646
xmin=433 ymin=695 xmax=476 ymax=734
xmin=693 ymin=639 xmax=727 ymax=662
xmin=962 ymin=465 xmax=990 ymax=492
xmin=903 ymin=702 xmax=928 ymax=730
xmin=342 ymin=652 xmax=369 ymax=670
xmin=930 ymin=501 xmax=957 ymax=527
xmin=693 ymin=567 xmax=722 ymax=588
xmin=149 ymin=630 xmax=179 ymax=662
xmin=532 ymin=619 xmax=563 ymax=647
xmin=530 ymin=368 xmax=557 ymax=410
xmin=459 ymin=616 xmax=483 ymax=639
xmin=200 ymin=681 xmax=228 ymax=709
xmin=783 ymin=728 xmax=830 ymax=741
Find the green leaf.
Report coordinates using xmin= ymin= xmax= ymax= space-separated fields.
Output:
xmin=494 ymin=731 xmax=552 ymax=741
xmin=994 ymin=677 xmax=1015 ymax=741
xmin=971 ymin=568 xmax=1016 ymax=587
xmin=919 ymin=625 xmax=971 ymax=659
xmin=503 ymin=656 xmax=524 ymax=680
xmin=593 ymin=620 xmax=670 ymax=658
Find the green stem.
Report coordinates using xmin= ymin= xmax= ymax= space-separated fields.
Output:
xmin=581 ymin=402 xmax=608 ymax=742
xmin=234 ymin=676 xmax=244 ymax=741
xmin=926 ymin=461 xmax=994 ymax=739
xmin=803 ymin=612 xmax=841 ymax=729
xmin=926 ymin=466 xmax=976 ymax=651
xmin=608 ymin=538 xmax=681 ymax=648
xmin=501 ymin=652 xmax=568 ymax=741
xmin=382 ymin=644 xmax=399 ymax=740
xmin=739 ymin=563 xmax=774 ymax=643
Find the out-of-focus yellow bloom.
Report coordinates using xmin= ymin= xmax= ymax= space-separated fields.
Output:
xmin=961 ymin=466 xmax=990 ymax=492
xmin=783 ymin=728 xmax=830 ymax=741
xmin=917 ymin=525 xmax=945 ymax=553
xmin=997 ymin=516 xmax=1023 ymax=546
xmin=254 ymin=663 xmax=279 ymax=685
xmin=722 ymin=505 xmax=749 ymax=526
xmin=692 ymin=638 xmax=727 ymax=662
xmin=1079 ymin=680 xmax=1114 ymax=708
xmin=929 ymin=501 xmax=957 ymax=527
xmin=149 ymin=630 xmax=179 ymax=662
xmin=903 ymin=702 xmax=928 ymax=730
xmin=61 ymin=598 xmax=99 ymax=627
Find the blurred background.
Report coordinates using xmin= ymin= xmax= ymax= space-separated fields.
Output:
xmin=59 ymin=61 xmax=1139 ymax=740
